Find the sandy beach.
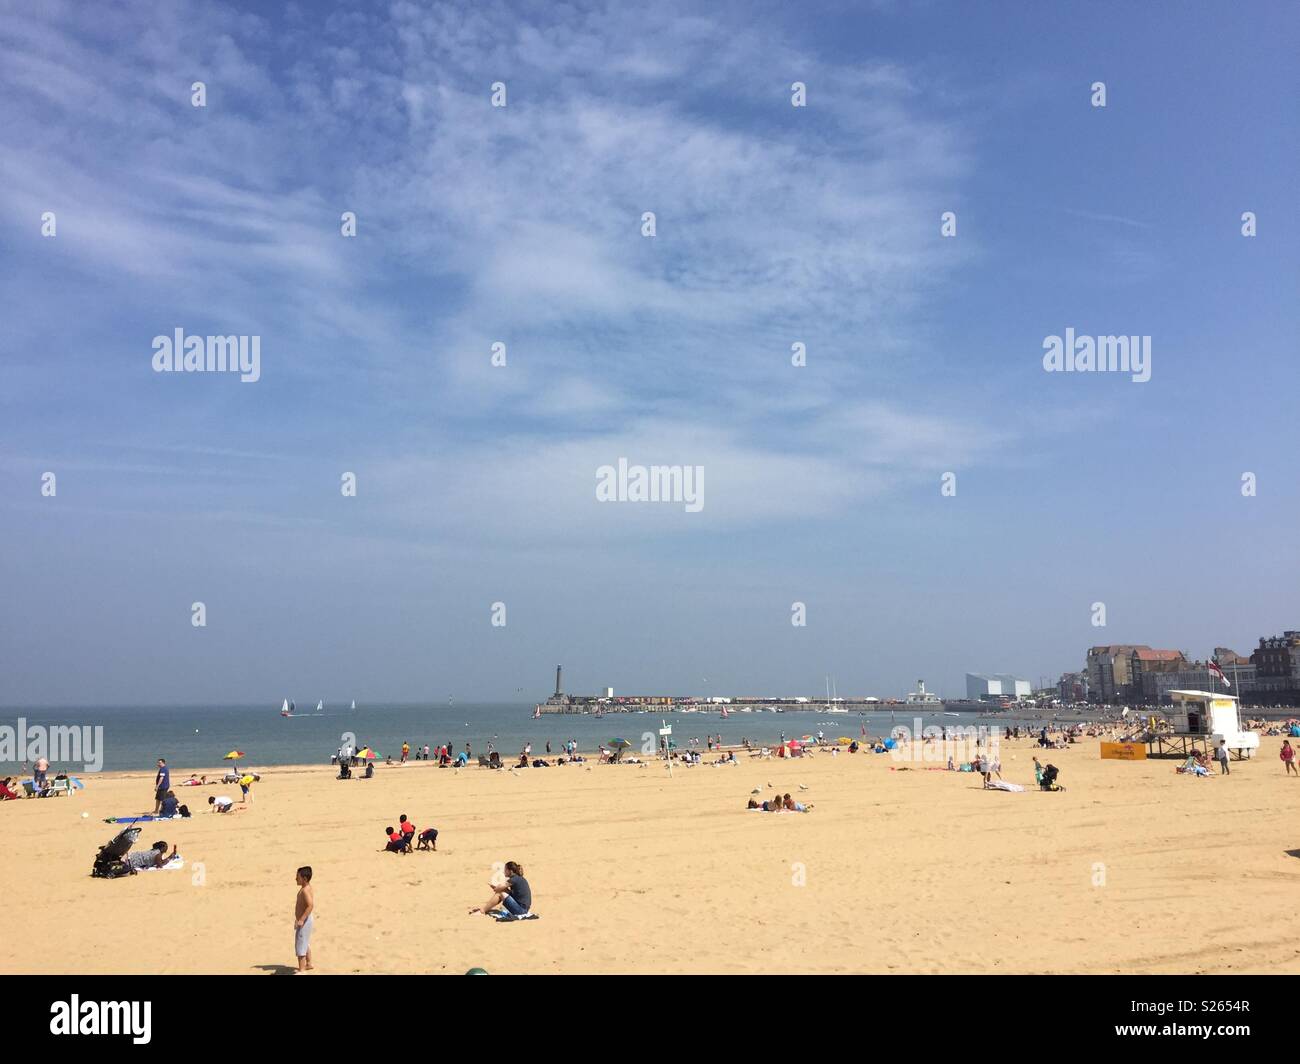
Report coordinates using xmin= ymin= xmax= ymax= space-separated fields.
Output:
xmin=2 ymin=737 xmax=1298 ymax=975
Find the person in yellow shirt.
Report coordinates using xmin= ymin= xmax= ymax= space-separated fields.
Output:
xmin=239 ymin=774 xmax=255 ymax=803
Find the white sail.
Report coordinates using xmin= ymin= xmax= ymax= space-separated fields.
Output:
xmin=316 ymin=699 xmax=324 ymax=712
xmin=281 ymin=698 xmax=289 ymax=713
xmin=350 ymin=699 xmax=356 ymax=710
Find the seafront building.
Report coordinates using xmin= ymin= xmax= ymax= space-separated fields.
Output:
xmin=1130 ymin=648 xmax=1189 ymax=703
xmin=1251 ymin=631 xmax=1300 ymax=696
xmin=965 ymin=673 xmax=1031 ymax=701
xmin=1085 ymin=645 xmax=1147 ymax=703
xmin=1057 ymin=672 xmax=1088 ymax=703
xmin=1080 ymin=630 xmax=1297 ymax=706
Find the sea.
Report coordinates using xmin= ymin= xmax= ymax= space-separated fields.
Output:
xmin=0 ymin=701 xmax=1101 ymax=774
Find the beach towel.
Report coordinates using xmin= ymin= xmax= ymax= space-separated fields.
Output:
xmin=104 ymin=814 xmax=183 ymax=823
xmin=986 ymin=781 xmax=1025 ymax=792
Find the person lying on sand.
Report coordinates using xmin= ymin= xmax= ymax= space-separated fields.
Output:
xmin=468 ymin=861 xmax=531 ymax=918
xmin=782 ymin=793 xmax=813 ymax=812
xmin=179 ymin=775 xmax=207 ymax=786
xmin=0 ymin=777 xmax=21 ymax=800
xmin=126 ymin=841 xmax=178 ymax=872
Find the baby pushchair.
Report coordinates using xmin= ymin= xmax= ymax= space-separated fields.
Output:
xmin=1039 ymin=764 xmax=1066 ymax=792
xmin=92 ymin=827 xmax=141 ymax=878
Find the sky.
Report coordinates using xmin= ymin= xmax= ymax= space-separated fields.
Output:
xmin=1 ymin=0 xmax=1297 ymax=706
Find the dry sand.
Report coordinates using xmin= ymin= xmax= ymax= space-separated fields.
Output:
xmin=2 ymin=737 xmax=1298 ymax=974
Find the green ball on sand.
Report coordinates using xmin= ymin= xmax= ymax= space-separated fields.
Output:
xmin=465 ymin=967 xmax=489 ymax=975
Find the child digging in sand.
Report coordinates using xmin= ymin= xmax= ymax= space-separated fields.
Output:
xmin=294 ymin=866 xmax=314 ymax=974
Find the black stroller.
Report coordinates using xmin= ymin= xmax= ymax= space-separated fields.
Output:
xmin=1040 ymin=764 xmax=1066 ymax=792
xmin=91 ymin=827 xmax=142 ymax=878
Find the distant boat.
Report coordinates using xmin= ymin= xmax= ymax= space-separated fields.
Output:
xmin=280 ymin=698 xmax=293 ymax=718
xmin=350 ymin=699 xmax=356 ymax=711
xmin=316 ymin=699 xmax=324 ymax=713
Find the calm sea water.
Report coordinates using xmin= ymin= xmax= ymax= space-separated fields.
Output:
xmin=0 ymin=702 xmax=1095 ymax=774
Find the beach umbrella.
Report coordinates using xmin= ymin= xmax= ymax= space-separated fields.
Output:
xmin=223 ymin=751 xmax=245 ymax=760
xmin=788 ymin=740 xmax=803 ymax=749
xmin=609 ymin=738 xmax=632 ymax=748
xmin=356 ymin=747 xmax=379 ymax=760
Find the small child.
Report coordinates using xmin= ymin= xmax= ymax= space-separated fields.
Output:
xmin=398 ymin=814 xmax=416 ymax=849
xmin=383 ymin=826 xmax=407 ymax=854
xmin=294 ymin=867 xmax=314 ymax=974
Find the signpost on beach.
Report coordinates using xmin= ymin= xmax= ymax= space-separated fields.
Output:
xmin=660 ymin=722 xmax=672 ymax=777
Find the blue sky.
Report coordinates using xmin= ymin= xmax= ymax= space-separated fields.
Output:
xmin=1 ymin=0 xmax=1296 ymax=705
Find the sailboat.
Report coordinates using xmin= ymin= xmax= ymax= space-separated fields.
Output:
xmin=316 ymin=699 xmax=324 ymax=714
xmin=280 ymin=698 xmax=293 ymax=718
xmin=350 ymin=699 xmax=356 ymax=711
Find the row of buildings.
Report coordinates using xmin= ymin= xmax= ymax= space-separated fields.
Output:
xmin=1062 ymin=630 xmax=1300 ymax=706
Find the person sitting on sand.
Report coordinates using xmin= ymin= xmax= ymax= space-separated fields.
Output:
xmin=468 ymin=861 xmax=531 ymax=919
xmin=0 ymin=776 xmax=22 ymax=800
xmin=126 ymin=840 xmax=178 ymax=872
xmin=383 ymin=826 xmax=409 ymax=854
xmin=159 ymin=790 xmax=180 ymax=817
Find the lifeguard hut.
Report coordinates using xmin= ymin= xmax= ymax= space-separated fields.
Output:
xmin=1147 ymin=690 xmax=1259 ymax=760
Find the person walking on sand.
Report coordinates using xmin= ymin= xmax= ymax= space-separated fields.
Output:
xmin=401 ymin=741 xmax=410 ymax=763
xmin=1216 ymin=739 xmax=1231 ymax=775
xmin=294 ymin=867 xmax=314 ymax=973
xmin=1282 ymin=740 xmax=1298 ymax=776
